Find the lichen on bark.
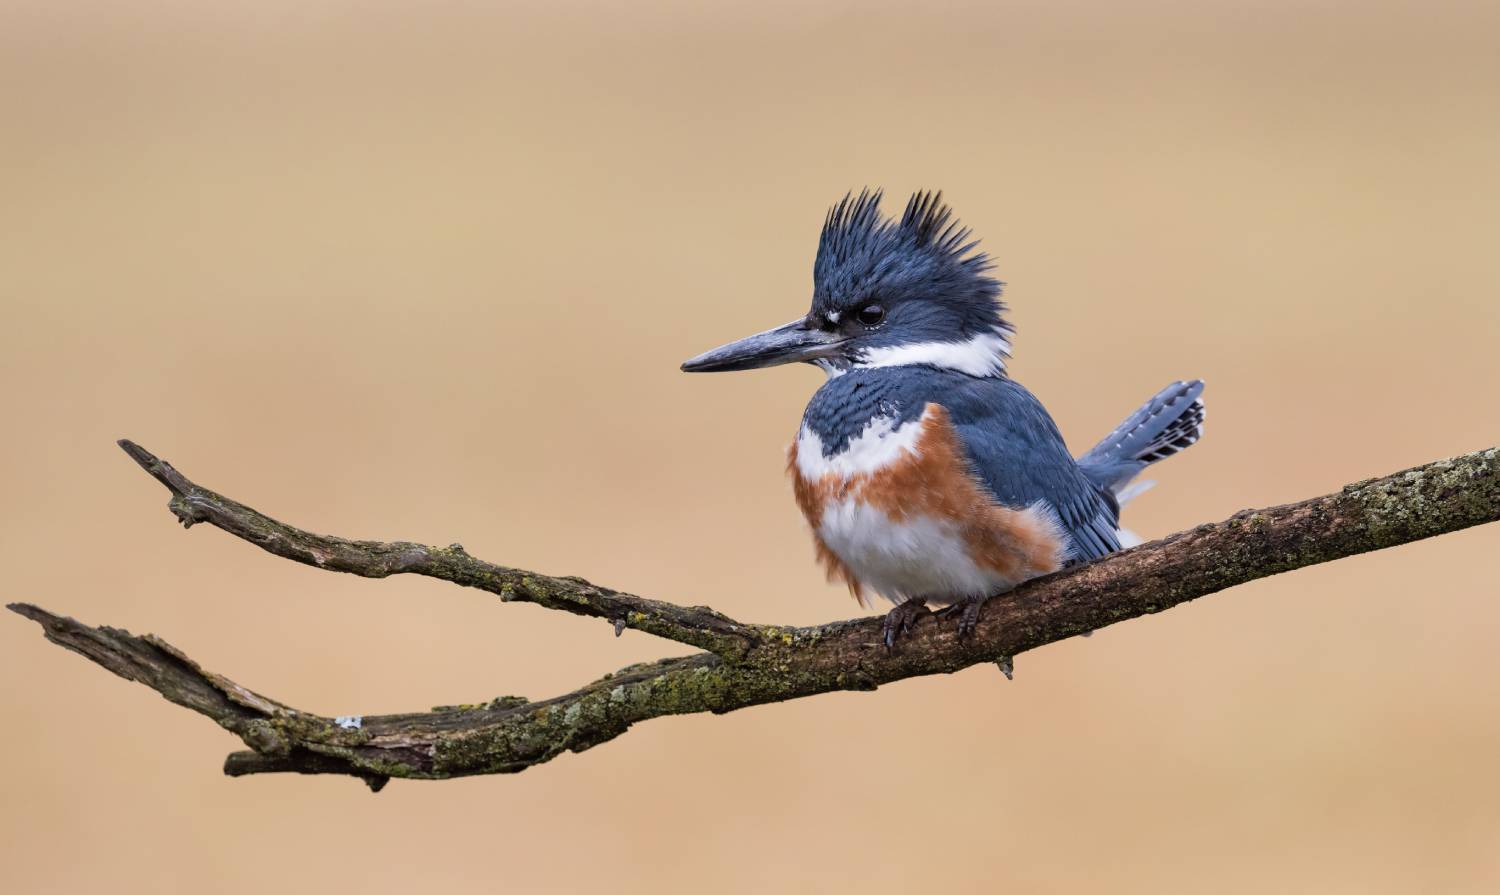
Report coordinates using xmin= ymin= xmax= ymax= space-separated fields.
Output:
xmin=8 ymin=442 xmax=1499 ymax=787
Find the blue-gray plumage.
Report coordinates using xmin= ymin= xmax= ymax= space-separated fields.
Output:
xmin=682 ymin=189 xmax=1204 ymax=646
xmin=799 ymin=367 xmax=1124 ymax=564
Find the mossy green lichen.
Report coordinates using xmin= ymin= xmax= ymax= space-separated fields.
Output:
xmin=28 ymin=443 xmax=1498 ymax=785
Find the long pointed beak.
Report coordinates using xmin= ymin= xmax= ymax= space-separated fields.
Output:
xmin=680 ymin=317 xmax=846 ymax=373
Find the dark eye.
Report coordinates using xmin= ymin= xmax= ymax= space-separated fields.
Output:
xmin=855 ymin=303 xmax=885 ymax=326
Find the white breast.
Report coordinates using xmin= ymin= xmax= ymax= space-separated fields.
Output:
xmin=793 ymin=413 xmax=924 ymax=480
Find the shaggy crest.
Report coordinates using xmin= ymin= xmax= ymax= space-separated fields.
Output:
xmin=812 ymin=189 xmax=1008 ymax=340
xmin=817 ymin=189 xmax=995 ymax=277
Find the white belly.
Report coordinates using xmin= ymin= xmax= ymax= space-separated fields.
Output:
xmin=815 ymin=497 xmax=1021 ymax=605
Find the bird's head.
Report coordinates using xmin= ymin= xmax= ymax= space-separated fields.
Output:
xmin=681 ymin=189 xmax=1011 ymax=378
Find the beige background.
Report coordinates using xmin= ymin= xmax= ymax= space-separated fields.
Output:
xmin=3 ymin=1 xmax=1499 ymax=892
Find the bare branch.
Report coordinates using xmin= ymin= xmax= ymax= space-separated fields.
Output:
xmin=11 ymin=444 xmax=1500 ymax=786
xmin=115 ymin=439 xmax=758 ymax=657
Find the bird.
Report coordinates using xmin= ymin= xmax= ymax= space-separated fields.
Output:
xmin=681 ymin=189 xmax=1204 ymax=647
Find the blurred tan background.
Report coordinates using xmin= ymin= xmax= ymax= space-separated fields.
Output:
xmin=3 ymin=1 xmax=1499 ymax=892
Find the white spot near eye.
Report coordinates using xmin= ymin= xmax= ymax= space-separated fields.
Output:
xmin=826 ymin=311 xmax=840 ymax=324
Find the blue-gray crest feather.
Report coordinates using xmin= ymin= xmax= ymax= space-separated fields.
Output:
xmin=812 ymin=190 xmax=1009 ymax=344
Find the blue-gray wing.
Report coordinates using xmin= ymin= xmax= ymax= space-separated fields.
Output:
xmin=940 ymin=378 xmax=1122 ymax=563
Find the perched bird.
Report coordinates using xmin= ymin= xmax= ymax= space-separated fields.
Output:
xmin=682 ymin=190 xmax=1204 ymax=647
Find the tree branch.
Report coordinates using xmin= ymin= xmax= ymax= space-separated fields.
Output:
xmin=113 ymin=439 xmax=758 ymax=658
xmin=10 ymin=443 xmax=1500 ymax=787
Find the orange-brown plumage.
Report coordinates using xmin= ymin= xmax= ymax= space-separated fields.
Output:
xmin=788 ymin=403 xmax=1065 ymax=607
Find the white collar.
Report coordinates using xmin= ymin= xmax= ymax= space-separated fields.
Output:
xmin=850 ymin=327 xmax=1012 ymax=378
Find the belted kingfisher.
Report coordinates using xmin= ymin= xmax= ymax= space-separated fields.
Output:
xmin=682 ymin=190 xmax=1204 ymax=646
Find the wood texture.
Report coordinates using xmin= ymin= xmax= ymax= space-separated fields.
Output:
xmin=10 ymin=441 xmax=1499 ymax=788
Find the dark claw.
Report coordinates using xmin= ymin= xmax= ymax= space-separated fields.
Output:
xmin=881 ymin=599 xmax=929 ymax=650
xmin=955 ymin=598 xmax=987 ymax=639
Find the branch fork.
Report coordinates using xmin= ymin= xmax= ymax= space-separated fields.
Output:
xmin=10 ymin=440 xmax=1499 ymax=787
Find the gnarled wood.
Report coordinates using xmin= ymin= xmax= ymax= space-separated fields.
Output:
xmin=10 ymin=443 xmax=1499 ymax=786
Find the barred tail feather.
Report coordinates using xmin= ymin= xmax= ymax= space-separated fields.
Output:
xmin=1079 ymin=380 xmax=1205 ymax=495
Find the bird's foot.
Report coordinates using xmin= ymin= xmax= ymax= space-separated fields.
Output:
xmin=881 ymin=599 xmax=930 ymax=649
xmin=935 ymin=596 xmax=989 ymax=639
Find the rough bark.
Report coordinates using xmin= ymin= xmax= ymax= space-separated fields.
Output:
xmin=10 ymin=442 xmax=1499 ymax=789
